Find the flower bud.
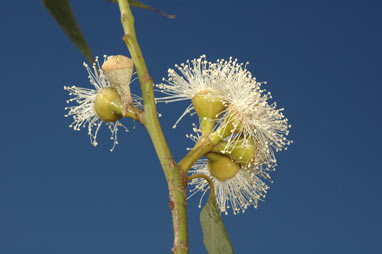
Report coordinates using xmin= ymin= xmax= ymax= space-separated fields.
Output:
xmin=94 ymin=87 xmax=123 ymax=122
xmin=191 ymin=91 xmax=225 ymax=135
xmin=102 ymin=55 xmax=134 ymax=114
xmin=206 ymin=152 xmax=240 ymax=182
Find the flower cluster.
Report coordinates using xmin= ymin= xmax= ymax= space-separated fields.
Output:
xmin=65 ymin=56 xmax=141 ymax=151
xmin=158 ymin=55 xmax=292 ymax=214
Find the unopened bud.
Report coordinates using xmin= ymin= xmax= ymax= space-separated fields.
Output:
xmin=191 ymin=90 xmax=225 ymax=135
xmin=206 ymin=153 xmax=240 ymax=182
xmin=102 ymin=55 xmax=134 ymax=114
xmin=94 ymin=87 xmax=123 ymax=122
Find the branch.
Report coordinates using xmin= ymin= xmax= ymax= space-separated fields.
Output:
xmin=117 ymin=1 xmax=188 ymax=253
xmin=178 ymin=133 xmax=222 ymax=172
xmin=187 ymin=174 xmax=214 ymax=191
xmin=123 ymin=106 xmax=145 ymax=125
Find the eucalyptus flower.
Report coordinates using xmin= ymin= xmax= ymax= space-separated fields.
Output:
xmin=175 ymin=56 xmax=293 ymax=214
xmin=187 ymin=129 xmax=273 ymax=214
xmin=188 ymin=158 xmax=270 ymax=215
xmin=159 ymin=55 xmax=291 ymax=164
xmin=211 ymin=58 xmax=291 ymax=160
xmin=65 ymin=56 xmax=141 ymax=151
xmin=156 ymin=55 xmax=226 ymax=131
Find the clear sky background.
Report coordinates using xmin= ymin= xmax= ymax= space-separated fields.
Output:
xmin=1 ymin=0 xmax=381 ymax=253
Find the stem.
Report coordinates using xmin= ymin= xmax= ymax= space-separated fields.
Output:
xmin=188 ymin=174 xmax=215 ymax=193
xmin=111 ymin=100 xmax=145 ymax=124
xmin=200 ymin=118 xmax=215 ymax=136
xmin=178 ymin=133 xmax=222 ymax=172
xmin=117 ymin=1 xmax=188 ymax=253
xmin=123 ymin=106 xmax=145 ymax=125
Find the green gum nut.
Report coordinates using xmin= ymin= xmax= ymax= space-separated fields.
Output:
xmin=213 ymin=139 xmax=257 ymax=166
xmin=191 ymin=91 xmax=225 ymax=135
xmin=206 ymin=152 xmax=240 ymax=182
xmin=94 ymin=87 xmax=123 ymax=122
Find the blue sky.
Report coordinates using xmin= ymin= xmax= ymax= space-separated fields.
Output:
xmin=1 ymin=0 xmax=381 ymax=253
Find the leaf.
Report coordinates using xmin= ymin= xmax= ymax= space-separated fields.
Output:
xmin=200 ymin=189 xmax=234 ymax=254
xmin=42 ymin=0 xmax=93 ymax=63
xmin=108 ymin=0 xmax=175 ymax=19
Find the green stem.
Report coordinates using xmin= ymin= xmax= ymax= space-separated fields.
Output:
xmin=123 ymin=106 xmax=145 ymax=125
xmin=112 ymin=101 xmax=145 ymax=124
xmin=200 ymin=118 xmax=215 ymax=136
xmin=178 ymin=133 xmax=222 ymax=172
xmin=187 ymin=174 xmax=215 ymax=194
xmin=117 ymin=1 xmax=188 ymax=253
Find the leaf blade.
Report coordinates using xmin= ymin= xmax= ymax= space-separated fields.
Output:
xmin=200 ymin=189 xmax=234 ymax=254
xmin=42 ymin=0 xmax=93 ymax=63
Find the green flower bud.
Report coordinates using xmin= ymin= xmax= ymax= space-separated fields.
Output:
xmin=206 ymin=152 xmax=240 ymax=182
xmin=191 ymin=91 xmax=225 ymax=135
xmin=94 ymin=87 xmax=123 ymax=122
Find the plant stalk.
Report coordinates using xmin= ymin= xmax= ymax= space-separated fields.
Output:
xmin=117 ymin=1 xmax=189 ymax=253
xmin=178 ymin=133 xmax=222 ymax=172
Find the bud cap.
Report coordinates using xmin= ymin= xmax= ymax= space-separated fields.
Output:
xmin=102 ymin=55 xmax=134 ymax=113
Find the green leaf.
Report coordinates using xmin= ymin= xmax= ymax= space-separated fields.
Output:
xmin=200 ymin=188 xmax=234 ymax=254
xmin=108 ymin=0 xmax=175 ymax=19
xmin=42 ymin=0 xmax=93 ymax=63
